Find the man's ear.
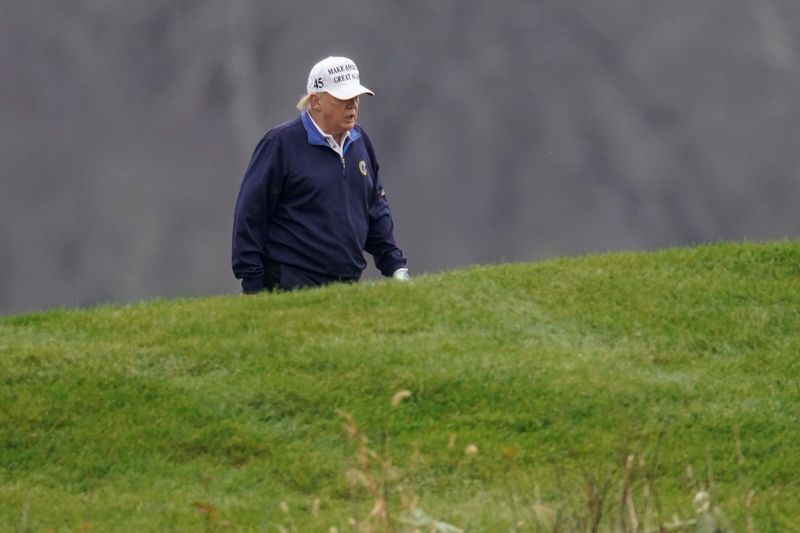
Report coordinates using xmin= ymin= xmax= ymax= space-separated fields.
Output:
xmin=310 ymin=94 xmax=322 ymax=111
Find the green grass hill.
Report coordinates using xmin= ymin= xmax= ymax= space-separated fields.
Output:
xmin=2 ymin=241 xmax=799 ymax=531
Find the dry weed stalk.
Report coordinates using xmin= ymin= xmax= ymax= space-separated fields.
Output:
xmin=338 ymin=409 xmax=394 ymax=531
xmin=330 ymin=397 xmax=748 ymax=532
xmin=336 ymin=392 xmax=463 ymax=533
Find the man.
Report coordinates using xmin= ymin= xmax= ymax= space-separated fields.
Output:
xmin=232 ymin=56 xmax=409 ymax=293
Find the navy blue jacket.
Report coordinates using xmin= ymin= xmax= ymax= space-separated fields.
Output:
xmin=232 ymin=112 xmax=407 ymax=292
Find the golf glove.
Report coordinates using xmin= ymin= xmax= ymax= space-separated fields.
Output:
xmin=392 ymin=267 xmax=410 ymax=281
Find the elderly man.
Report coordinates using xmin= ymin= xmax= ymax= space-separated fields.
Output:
xmin=232 ymin=56 xmax=409 ymax=293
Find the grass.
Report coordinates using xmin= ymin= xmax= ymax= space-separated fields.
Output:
xmin=1 ymin=240 xmax=799 ymax=531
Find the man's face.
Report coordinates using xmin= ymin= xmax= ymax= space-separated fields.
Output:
xmin=313 ymin=93 xmax=360 ymax=140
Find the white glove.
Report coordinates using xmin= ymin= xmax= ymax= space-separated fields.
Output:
xmin=392 ymin=267 xmax=410 ymax=281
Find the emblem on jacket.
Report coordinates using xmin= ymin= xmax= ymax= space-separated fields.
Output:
xmin=359 ymin=160 xmax=368 ymax=176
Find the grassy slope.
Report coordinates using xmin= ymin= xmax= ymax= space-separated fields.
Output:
xmin=1 ymin=241 xmax=799 ymax=531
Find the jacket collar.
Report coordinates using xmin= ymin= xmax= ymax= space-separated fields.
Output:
xmin=300 ymin=111 xmax=362 ymax=154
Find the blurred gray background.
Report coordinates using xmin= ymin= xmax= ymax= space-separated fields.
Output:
xmin=2 ymin=0 xmax=799 ymax=316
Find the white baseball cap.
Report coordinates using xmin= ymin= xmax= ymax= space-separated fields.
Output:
xmin=306 ymin=56 xmax=374 ymax=100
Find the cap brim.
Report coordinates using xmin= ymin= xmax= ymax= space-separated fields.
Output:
xmin=327 ymin=84 xmax=375 ymax=100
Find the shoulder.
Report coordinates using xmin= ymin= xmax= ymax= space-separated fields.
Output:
xmin=263 ymin=116 xmax=305 ymax=144
xmin=251 ymin=117 xmax=308 ymax=160
xmin=353 ymin=123 xmax=371 ymax=140
xmin=353 ymin=124 xmax=376 ymax=153
xmin=247 ymin=117 xmax=305 ymax=164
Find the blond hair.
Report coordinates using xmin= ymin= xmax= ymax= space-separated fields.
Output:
xmin=296 ymin=94 xmax=311 ymax=111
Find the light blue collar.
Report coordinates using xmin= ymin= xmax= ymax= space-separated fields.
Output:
xmin=300 ymin=111 xmax=361 ymax=154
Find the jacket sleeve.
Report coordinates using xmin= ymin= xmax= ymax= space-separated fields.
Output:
xmin=231 ymin=136 xmax=283 ymax=292
xmin=364 ymin=155 xmax=408 ymax=277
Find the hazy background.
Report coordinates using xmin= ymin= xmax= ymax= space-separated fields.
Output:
xmin=2 ymin=0 xmax=799 ymax=316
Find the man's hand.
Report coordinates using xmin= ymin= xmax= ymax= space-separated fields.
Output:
xmin=392 ymin=267 xmax=410 ymax=281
